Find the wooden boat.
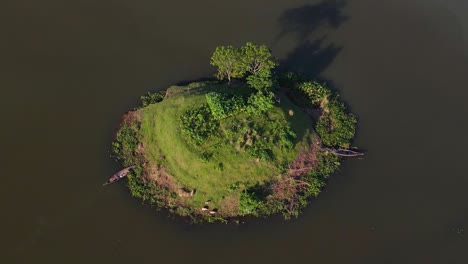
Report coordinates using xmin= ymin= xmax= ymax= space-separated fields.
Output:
xmin=323 ymin=148 xmax=364 ymax=157
xmin=103 ymin=166 xmax=135 ymax=186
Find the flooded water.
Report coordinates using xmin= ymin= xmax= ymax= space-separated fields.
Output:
xmin=2 ymin=0 xmax=468 ymax=263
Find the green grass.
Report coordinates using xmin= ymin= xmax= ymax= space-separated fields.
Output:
xmin=135 ymin=82 xmax=314 ymax=211
xmin=111 ymin=79 xmax=357 ymax=221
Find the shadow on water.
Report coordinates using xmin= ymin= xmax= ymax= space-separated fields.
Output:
xmin=276 ymin=0 xmax=348 ymax=82
xmin=277 ymin=0 xmax=348 ymax=42
xmin=281 ymin=39 xmax=342 ymax=82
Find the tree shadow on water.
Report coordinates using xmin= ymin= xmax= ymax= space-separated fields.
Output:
xmin=281 ymin=38 xmax=342 ymax=81
xmin=276 ymin=0 xmax=348 ymax=81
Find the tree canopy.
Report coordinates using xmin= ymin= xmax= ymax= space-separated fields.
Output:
xmin=210 ymin=42 xmax=276 ymax=87
xmin=240 ymin=42 xmax=276 ymax=75
xmin=210 ymin=46 xmax=245 ymax=82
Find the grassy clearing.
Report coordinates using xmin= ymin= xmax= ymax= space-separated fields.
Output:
xmin=136 ymin=82 xmax=313 ymax=211
xmin=112 ymin=76 xmax=356 ymax=222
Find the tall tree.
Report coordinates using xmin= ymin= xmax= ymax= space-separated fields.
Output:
xmin=240 ymin=42 xmax=276 ymax=75
xmin=210 ymin=46 xmax=244 ymax=82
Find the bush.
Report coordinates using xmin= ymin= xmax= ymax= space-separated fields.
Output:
xmin=214 ymin=162 xmax=224 ymax=172
xmin=140 ymin=90 xmax=165 ymax=107
xmin=244 ymin=118 xmax=296 ymax=160
xmin=239 ymin=191 xmax=262 ymax=216
xmin=245 ymin=92 xmax=274 ymax=115
xmin=303 ymin=152 xmax=340 ymax=197
xmin=205 ymin=92 xmax=245 ymax=120
xmin=127 ymin=168 xmax=168 ymax=207
xmin=297 ymin=81 xmax=331 ymax=105
xmin=112 ymin=124 xmax=139 ymax=166
xmin=315 ymin=99 xmax=357 ymax=148
xmin=180 ymin=105 xmax=219 ymax=146
xmin=198 ymin=152 xmax=213 ymax=163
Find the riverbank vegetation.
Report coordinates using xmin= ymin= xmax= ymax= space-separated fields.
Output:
xmin=111 ymin=43 xmax=358 ymax=222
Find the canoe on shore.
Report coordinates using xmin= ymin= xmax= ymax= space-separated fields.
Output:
xmin=323 ymin=148 xmax=364 ymax=157
xmin=103 ymin=166 xmax=135 ymax=186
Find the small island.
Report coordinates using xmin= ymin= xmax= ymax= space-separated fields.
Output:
xmin=111 ymin=43 xmax=358 ymax=222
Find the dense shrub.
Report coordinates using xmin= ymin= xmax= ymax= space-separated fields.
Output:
xmin=297 ymin=81 xmax=331 ymax=105
xmin=140 ymin=90 xmax=165 ymax=107
xmin=277 ymin=73 xmax=357 ymax=149
xmin=239 ymin=191 xmax=262 ymax=216
xmin=245 ymin=92 xmax=274 ymax=115
xmin=112 ymin=124 xmax=139 ymax=166
xmin=205 ymin=92 xmax=245 ymax=120
xmin=180 ymin=105 xmax=219 ymax=146
xmin=303 ymin=152 xmax=340 ymax=197
xmin=315 ymin=99 xmax=357 ymax=148
xmin=245 ymin=118 xmax=296 ymax=160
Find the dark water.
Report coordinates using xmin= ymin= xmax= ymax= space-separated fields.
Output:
xmin=2 ymin=0 xmax=468 ymax=262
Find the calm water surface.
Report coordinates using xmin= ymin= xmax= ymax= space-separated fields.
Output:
xmin=2 ymin=0 xmax=468 ymax=263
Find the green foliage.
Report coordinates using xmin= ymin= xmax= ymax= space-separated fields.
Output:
xmin=228 ymin=182 xmax=242 ymax=192
xmin=210 ymin=42 xmax=276 ymax=86
xmin=126 ymin=167 xmax=168 ymax=207
xmin=258 ymin=197 xmax=286 ymax=217
xmin=180 ymin=105 xmax=219 ymax=146
xmin=309 ymin=152 xmax=340 ymax=179
xmin=127 ymin=168 xmax=149 ymax=198
xmin=243 ymin=117 xmax=296 ymax=160
xmin=214 ymin=162 xmax=224 ymax=172
xmin=257 ymin=151 xmax=341 ymax=220
xmin=245 ymin=92 xmax=274 ymax=115
xmin=198 ymin=151 xmax=213 ymax=163
xmin=188 ymin=82 xmax=208 ymax=89
xmin=240 ymin=42 xmax=276 ymax=75
xmin=298 ymin=81 xmax=331 ymax=105
xmin=303 ymin=152 xmax=340 ymax=197
xmin=205 ymin=92 xmax=245 ymax=120
xmin=315 ymin=98 xmax=357 ymax=148
xmin=140 ymin=90 xmax=165 ymax=107
xmin=246 ymin=70 xmax=273 ymax=91
xmin=210 ymin=46 xmax=245 ymax=82
xmin=239 ymin=191 xmax=262 ymax=216
xmin=112 ymin=124 xmax=139 ymax=166
xmin=278 ymin=73 xmax=357 ymax=149
xmin=241 ymin=43 xmax=275 ymax=92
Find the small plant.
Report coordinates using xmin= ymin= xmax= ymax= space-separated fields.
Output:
xmin=140 ymin=90 xmax=165 ymax=107
xmin=199 ymin=152 xmax=213 ymax=163
xmin=228 ymin=182 xmax=242 ymax=192
xmin=214 ymin=162 xmax=224 ymax=172
xmin=188 ymin=82 xmax=208 ymax=89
